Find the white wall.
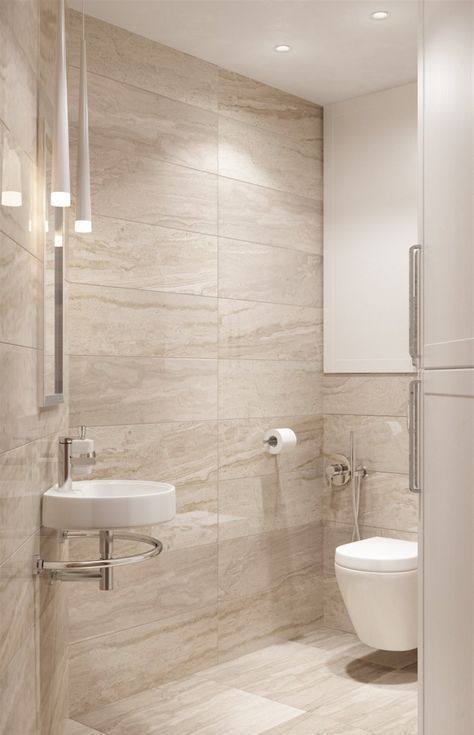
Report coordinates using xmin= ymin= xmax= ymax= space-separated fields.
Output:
xmin=324 ymin=83 xmax=417 ymax=373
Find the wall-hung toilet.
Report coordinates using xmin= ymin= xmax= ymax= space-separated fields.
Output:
xmin=335 ymin=536 xmax=418 ymax=651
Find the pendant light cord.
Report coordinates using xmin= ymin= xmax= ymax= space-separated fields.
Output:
xmin=82 ymin=0 xmax=85 ymax=40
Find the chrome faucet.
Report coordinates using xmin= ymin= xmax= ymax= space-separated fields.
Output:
xmin=58 ymin=427 xmax=96 ymax=491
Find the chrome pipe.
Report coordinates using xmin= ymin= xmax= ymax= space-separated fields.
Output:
xmin=99 ymin=530 xmax=114 ymax=591
xmin=37 ymin=531 xmax=163 ymax=573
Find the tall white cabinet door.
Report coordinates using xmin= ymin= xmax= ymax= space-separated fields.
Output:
xmin=422 ymin=370 xmax=474 ymax=734
xmin=422 ymin=1 xmax=474 ymax=368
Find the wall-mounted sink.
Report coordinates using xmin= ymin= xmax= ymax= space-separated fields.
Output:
xmin=42 ymin=479 xmax=176 ymax=530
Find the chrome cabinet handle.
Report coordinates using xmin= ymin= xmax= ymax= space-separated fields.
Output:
xmin=408 ymin=379 xmax=422 ymax=494
xmin=409 ymin=244 xmax=421 ymax=367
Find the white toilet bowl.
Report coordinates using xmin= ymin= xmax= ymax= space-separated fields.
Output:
xmin=335 ymin=536 xmax=417 ymax=651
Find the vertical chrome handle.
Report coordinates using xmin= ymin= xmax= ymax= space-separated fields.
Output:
xmin=409 ymin=244 xmax=421 ymax=367
xmin=409 ymin=379 xmax=422 ymax=494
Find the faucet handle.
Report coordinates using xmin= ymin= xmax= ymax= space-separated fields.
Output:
xmin=79 ymin=425 xmax=87 ymax=440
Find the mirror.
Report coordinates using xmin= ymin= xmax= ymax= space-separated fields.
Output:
xmin=38 ymin=116 xmax=64 ymax=406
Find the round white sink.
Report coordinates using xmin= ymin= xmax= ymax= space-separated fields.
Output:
xmin=42 ymin=480 xmax=176 ymax=530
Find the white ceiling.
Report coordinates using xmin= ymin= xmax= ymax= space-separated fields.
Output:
xmin=69 ymin=0 xmax=418 ymax=105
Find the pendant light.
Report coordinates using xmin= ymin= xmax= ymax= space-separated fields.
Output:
xmin=51 ymin=0 xmax=70 ymax=207
xmin=75 ymin=1 xmax=91 ymax=233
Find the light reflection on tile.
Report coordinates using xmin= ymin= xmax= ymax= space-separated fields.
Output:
xmin=79 ymin=675 xmax=305 ymax=735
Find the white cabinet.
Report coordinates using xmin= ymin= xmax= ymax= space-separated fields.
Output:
xmin=422 ymin=1 xmax=474 ymax=368
xmin=324 ymin=84 xmax=417 ymax=373
xmin=422 ymin=370 xmax=474 ymax=735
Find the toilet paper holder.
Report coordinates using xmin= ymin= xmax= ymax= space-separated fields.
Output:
xmin=262 ymin=428 xmax=298 ymax=455
xmin=263 ymin=435 xmax=279 ymax=448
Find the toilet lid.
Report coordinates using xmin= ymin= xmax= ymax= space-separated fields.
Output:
xmin=335 ymin=536 xmax=418 ymax=573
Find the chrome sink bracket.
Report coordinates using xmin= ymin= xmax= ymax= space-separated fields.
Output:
xmin=35 ymin=530 xmax=163 ymax=589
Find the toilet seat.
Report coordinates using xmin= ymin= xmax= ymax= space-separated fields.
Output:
xmin=335 ymin=536 xmax=418 ymax=573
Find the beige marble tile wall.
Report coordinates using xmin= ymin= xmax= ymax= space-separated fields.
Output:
xmin=0 ymin=2 xmax=69 ymax=734
xmin=322 ymin=374 xmax=418 ymax=632
xmin=65 ymin=10 xmax=324 ymax=716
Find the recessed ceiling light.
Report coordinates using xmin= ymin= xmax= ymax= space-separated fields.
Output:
xmin=273 ymin=44 xmax=292 ymax=53
xmin=370 ymin=10 xmax=390 ymax=20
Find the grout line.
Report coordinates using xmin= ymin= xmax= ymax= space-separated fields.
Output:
xmin=0 ymin=338 xmax=40 ymax=351
xmin=71 ymin=210 xmax=323 ymax=259
xmin=69 ymin=74 xmax=323 ymax=204
xmin=0 ymin=226 xmax=43 ymax=264
xmin=0 ymin=427 xmax=65 ymax=458
xmin=67 ymin=353 xmax=322 ymax=365
xmin=67 ymin=354 xmax=322 ymax=367
xmin=67 ymin=62 xmax=322 ymax=146
xmin=64 ymin=415 xmax=320 ymax=431
xmin=68 ymin=602 xmax=218 ymax=646
xmin=66 ymin=279 xmax=323 ymax=311
xmin=216 ymin=107 xmax=222 ymax=649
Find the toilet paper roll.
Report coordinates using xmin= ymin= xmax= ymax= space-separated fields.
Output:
xmin=263 ymin=428 xmax=297 ymax=455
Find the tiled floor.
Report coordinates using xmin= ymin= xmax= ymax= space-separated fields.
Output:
xmin=67 ymin=625 xmax=417 ymax=735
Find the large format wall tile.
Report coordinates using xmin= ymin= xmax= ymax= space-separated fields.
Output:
xmin=70 ymin=355 xmax=217 ymax=426
xmin=218 ymin=68 xmax=322 ymax=142
xmin=75 ymin=420 xmax=217 ymax=490
xmin=68 ymin=66 xmax=218 ymax=174
xmin=0 ymin=629 xmax=39 ymax=735
xmin=219 ymin=116 xmax=322 ymax=199
xmin=218 ymin=523 xmax=321 ymax=601
xmin=218 ymin=568 xmax=323 ymax=662
xmin=219 ymin=360 xmax=322 ymax=419
xmin=323 ymin=375 xmax=412 ymax=417
xmin=218 ymin=415 xmax=323 ymax=480
xmin=68 ymin=215 xmax=217 ymax=297
xmin=219 ymin=299 xmax=322 ymax=362
xmin=68 ymin=543 xmax=218 ymax=642
xmin=64 ymin=8 xmax=324 ymax=709
xmin=0 ymin=534 xmax=38 ymax=672
xmin=0 ymin=434 xmax=56 ymax=565
xmin=67 ymin=10 xmax=218 ymax=112
xmin=69 ymin=606 xmax=219 ymax=715
xmin=218 ymin=238 xmax=322 ymax=307
xmin=38 ymin=534 xmax=70 ymax=735
xmin=85 ymin=130 xmax=218 ymax=235
xmin=2 ymin=0 xmax=39 ymax=70
xmin=0 ymin=121 xmax=39 ymax=258
xmin=323 ymin=471 xmax=417 ymax=533
xmin=0 ymin=343 xmax=67 ymax=453
xmin=0 ymin=4 xmax=69 ymax=732
xmin=323 ymin=414 xmax=409 ymax=474
xmin=219 ymin=471 xmax=322 ymax=540
xmin=68 ymin=284 xmax=218 ymax=358
xmin=219 ymin=178 xmax=322 ymax=253
xmin=0 ymin=13 xmax=37 ymax=160
xmin=0 ymin=233 xmax=40 ymax=349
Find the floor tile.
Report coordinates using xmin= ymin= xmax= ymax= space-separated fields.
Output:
xmin=76 ymin=624 xmax=417 ymax=735
xmin=80 ymin=676 xmax=305 ymax=735
xmin=263 ymin=711 xmax=369 ymax=734
xmin=65 ymin=720 xmax=105 ymax=735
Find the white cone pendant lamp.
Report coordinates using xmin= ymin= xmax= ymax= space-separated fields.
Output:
xmin=51 ymin=0 xmax=70 ymax=207
xmin=75 ymin=2 xmax=92 ymax=233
